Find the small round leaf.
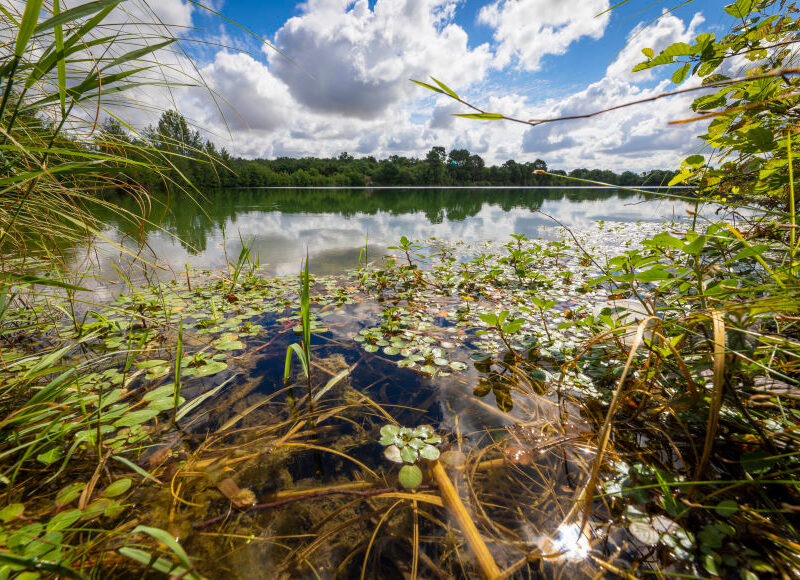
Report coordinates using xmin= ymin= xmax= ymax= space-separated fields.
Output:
xmin=399 ymin=465 xmax=423 ymax=489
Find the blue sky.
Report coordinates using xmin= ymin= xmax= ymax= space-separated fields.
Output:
xmin=160 ymin=0 xmax=736 ymax=171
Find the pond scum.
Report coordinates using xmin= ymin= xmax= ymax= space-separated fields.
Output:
xmin=2 ymin=215 xmax=799 ymax=579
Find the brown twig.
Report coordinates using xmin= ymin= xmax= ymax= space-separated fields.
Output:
xmin=432 ymin=67 xmax=800 ymax=128
xmin=193 ymin=487 xmax=398 ymax=529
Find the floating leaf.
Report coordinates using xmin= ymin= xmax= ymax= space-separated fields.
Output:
xmin=629 ymin=521 xmax=660 ymax=545
xmin=400 ymin=446 xmax=419 ymax=463
xmin=193 ymin=360 xmax=228 ymax=377
xmin=214 ymin=339 xmax=244 ymax=351
xmin=398 ymin=464 xmax=423 ymax=489
xmin=384 ymin=445 xmax=403 ymax=463
xmin=364 ymin=344 xmax=379 ymax=353
xmin=419 ymin=444 xmax=440 ymax=460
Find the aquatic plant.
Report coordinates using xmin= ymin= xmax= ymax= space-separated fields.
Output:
xmin=379 ymin=424 xmax=441 ymax=489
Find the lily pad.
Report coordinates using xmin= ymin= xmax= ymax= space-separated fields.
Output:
xmin=193 ymin=360 xmax=228 ymax=377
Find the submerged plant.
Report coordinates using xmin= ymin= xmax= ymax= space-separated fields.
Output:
xmin=379 ymin=424 xmax=441 ymax=489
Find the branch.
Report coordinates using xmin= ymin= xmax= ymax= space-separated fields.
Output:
xmin=415 ymin=67 xmax=800 ymax=129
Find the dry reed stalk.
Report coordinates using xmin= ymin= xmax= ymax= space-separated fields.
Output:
xmin=430 ymin=459 xmax=501 ymax=579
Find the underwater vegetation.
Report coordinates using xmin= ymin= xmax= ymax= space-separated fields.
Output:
xmin=3 ymin=211 xmax=798 ymax=578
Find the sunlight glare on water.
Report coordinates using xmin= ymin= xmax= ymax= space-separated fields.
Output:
xmin=537 ymin=523 xmax=591 ymax=562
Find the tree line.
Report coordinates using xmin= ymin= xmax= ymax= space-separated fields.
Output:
xmin=97 ymin=111 xmax=677 ymax=190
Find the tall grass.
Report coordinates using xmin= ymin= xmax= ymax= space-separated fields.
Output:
xmin=0 ymin=1 xmax=221 ymax=576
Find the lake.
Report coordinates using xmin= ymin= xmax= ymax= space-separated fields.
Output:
xmin=80 ymin=187 xmax=697 ymax=290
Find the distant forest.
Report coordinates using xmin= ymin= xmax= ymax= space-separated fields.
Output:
xmin=100 ymin=111 xmax=678 ymax=190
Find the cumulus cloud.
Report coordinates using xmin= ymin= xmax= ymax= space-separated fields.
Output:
xmin=268 ymin=0 xmax=491 ymax=119
xmin=510 ymin=9 xmax=711 ymax=170
xmin=606 ymin=11 xmax=705 ymax=81
xmin=197 ymin=52 xmax=294 ymax=132
xmin=520 ymin=74 xmax=705 ymax=169
xmin=146 ymin=2 xmax=709 ymax=171
xmin=478 ymin=0 xmax=610 ymax=70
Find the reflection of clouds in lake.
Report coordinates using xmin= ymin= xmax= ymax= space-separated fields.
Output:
xmin=74 ymin=195 xmax=699 ymax=284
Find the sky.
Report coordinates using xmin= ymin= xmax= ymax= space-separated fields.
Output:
xmin=136 ymin=0 xmax=735 ymax=172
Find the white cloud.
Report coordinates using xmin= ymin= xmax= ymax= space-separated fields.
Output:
xmin=165 ymin=3 xmax=709 ymax=171
xmin=519 ymin=74 xmax=706 ymax=170
xmin=478 ymin=0 xmax=610 ymax=71
xmin=268 ymin=0 xmax=492 ymax=119
xmin=606 ymin=11 xmax=705 ymax=81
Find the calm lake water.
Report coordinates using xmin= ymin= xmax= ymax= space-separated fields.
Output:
xmin=80 ymin=187 xmax=695 ymax=288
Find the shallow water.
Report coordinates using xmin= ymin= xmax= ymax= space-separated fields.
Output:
xmin=48 ymin=190 xmax=700 ymax=577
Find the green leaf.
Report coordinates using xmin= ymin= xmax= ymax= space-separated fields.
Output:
xmin=34 ymin=0 xmax=118 ymax=34
xmin=629 ymin=521 xmax=660 ymax=545
xmin=703 ymin=553 xmax=720 ymax=576
xmin=454 ymin=113 xmax=504 ymax=120
xmin=104 ymin=478 xmax=132 ymax=498
xmin=398 ymin=464 xmax=423 ymax=489
xmin=102 ymin=39 xmax=174 ymax=71
xmin=635 ymin=269 xmax=671 ymax=282
xmin=430 ymin=77 xmax=458 ymax=99
xmin=662 ymin=42 xmax=695 ymax=58
xmin=671 ymin=63 xmax=691 ymax=84
xmin=0 ymin=552 xmax=83 ymax=578
xmin=8 ymin=523 xmax=43 ymax=550
xmin=46 ymin=509 xmax=82 ymax=533
xmin=682 ymin=154 xmax=705 ymax=168
xmin=36 ymin=447 xmax=63 ymax=465
xmin=213 ymin=339 xmax=244 ymax=351
xmin=111 ymin=454 xmax=161 ymax=484
xmin=118 ymin=548 xmax=198 ymax=579
xmin=0 ymin=272 xmax=89 ymax=291
xmin=684 ymin=235 xmax=707 ymax=255
xmin=419 ymin=444 xmax=440 ymax=460
xmin=724 ymin=0 xmax=754 ymax=18
xmin=641 ymin=47 xmax=654 ymax=59
xmin=55 ymin=483 xmax=84 ymax=506
xmin=380 ymin=424 xmax=399 ymax=438
xmin=113 ymin=409 xmax=159 ymax=428
xmin=131 ymin=525 xmax=195 ymax=571
xmin=15 ymin=0 xmax=44 ymax=58
xmin=400 ymin=445 xmax=419 ymax=463
xmin=193 ymin=360 xmax=227 ymax=377
xmin=410 ymin=79 xmax=444 ymax=94
xmin=714 ymin=500 xmax=738 ymax=517
xmin=478 ymin=313 xmax=497 ymax=326
xmin=0 ymin=503 xmax=24 ymax=523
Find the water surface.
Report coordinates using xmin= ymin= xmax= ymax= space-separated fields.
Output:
xmin=80 ymin=187 xmax=695 ymax=288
